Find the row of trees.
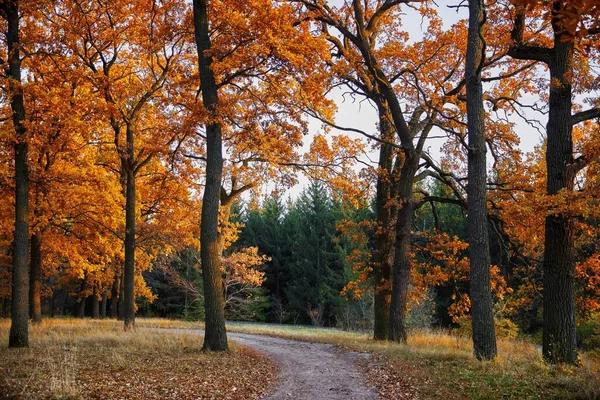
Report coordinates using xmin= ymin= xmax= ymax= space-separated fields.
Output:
xmin=148 ymin=183 xmax=372 ymax=328
xmin=1 ymin=0 xmax=598 ymax=366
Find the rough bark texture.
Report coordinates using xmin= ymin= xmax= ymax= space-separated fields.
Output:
xmin=372 ymin=108 xmax=395 ymax=341
xmin=351 ymin=14 xmax=419 ymax=342
xmin=4 ymin=0 xmax=30 ymax=348
xmin=29 ymin=233 xmax=42 ymax=324
xmin=388 ymin=154 xmax=418 ymax=343
xmin=193 ymin=0 xmax=228 ymax=351
xmin=506 ymin=0 xmax=583 ymax=365
xmin=123 ymin=166 xmax=136 ymax=330
xmin=542 ymin=30 xmax=576 ymax=364
xmin=465 ymin=0 xmax=497 ymax=361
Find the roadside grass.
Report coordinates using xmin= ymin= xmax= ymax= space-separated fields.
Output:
xmin=144 ymin=318 xmax=599 ymax=400
xmin=229 ymin=322 xmax=599 ymax=400
xmin=0 ymin=318 xmax=276 ymax=400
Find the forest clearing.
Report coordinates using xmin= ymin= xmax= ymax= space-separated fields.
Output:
xmin=1 ymin=318 xmax=599 ymax=399
xmin=1 ymin=0 xmax=600 ymax=399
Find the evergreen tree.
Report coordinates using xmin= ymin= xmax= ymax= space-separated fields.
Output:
xmin=284 ymin=181 xmax=345 ymax=326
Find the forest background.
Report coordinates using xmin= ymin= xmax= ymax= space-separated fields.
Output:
xmin=0 ymin=0 xmax=599 ymax=365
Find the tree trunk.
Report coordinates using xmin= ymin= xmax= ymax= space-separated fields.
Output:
xmin=373 ymin=107 xmax=395 ymax=341
xmin=543 ymin=34 xmax=576 ymax=364
xmin=118 ymin=270 xmax=124 ymax=320
xmin=2 ymin=297 xmax=9 ymax=318
xmin=110 ymin=271 xmax=119 ymax=318
xmin=507 ymin=1 xmax=581 ymax=365
xmin=123 ymin=166 xmax=136 ymax=330
xmin=50 ymin=291 xmax=55 ymax=318
xmin=193 ymin=0 xmax=228 ymax=351
xmin=29 ymin=233 xmax=42 ymax=324
xmin=465 ymin=0 xmax=497 ymax=361
xmin=77 ymin=297 xmax=86 ymax=318
xmin=5 ymin=0 xmax=30 ymax=348
xmin=77 ymin=278 xmax=87 ymax=318
xmin=388 ymin=154 xmax=419 ymax=343
xmin=101 ymin=290 xmax=108 ymax=318
xmin=91 ymin=292 xmax=100 ymax=319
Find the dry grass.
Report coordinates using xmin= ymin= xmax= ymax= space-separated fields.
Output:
xmin=16 ymin=318 xmax=595 ymax=399
xmin=0 ymin=318 xmax=276 ymax=400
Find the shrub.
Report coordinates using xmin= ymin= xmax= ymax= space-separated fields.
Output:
xmin=454 ymin=316 xmax=519 ymax=340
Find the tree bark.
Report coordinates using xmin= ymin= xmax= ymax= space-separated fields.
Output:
xmin=388 ymin=154 xmax=419 ymax=343
xmin=91 ymin=292 xmax=100 ymax=319
xmin=3 ymin=0 xmax=30 ymax=348
xmin=77 ymin=297 xmax=86 ymax=318
xmin=101 ymin=290 xmax=108 ymax=318
xmin=193 ymin=0 xmax=228 ymax=351
xmin=123 ymin=166 xmax=136 ymax=330
xmin=29 ymin=233 xmax=42 ymax=324
xmin=506 ymin=0 xmax=587 ymax=365
xmin=2 ymin=297 xmax=9 ymax=318
xmin=542 ymin=31 xmax=576 ymax=364
xmin=110 ymin=271 xmax=119 ymax=318
xmin=373 ymin=107 xmax=395 ymax=341
xmin=466 ymin=0 xmax=497 ymax=361
xmin=118 ymin=270 xmax=124 ymax=320
xmin=50 ymin=291 xmax=55 ymax=317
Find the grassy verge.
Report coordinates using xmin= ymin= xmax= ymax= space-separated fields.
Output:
xmin=0 ymin=318 xmax=276 ymax=400
xmin=229 ymin=323 xmax=600 ymax=400
xmin=140 ymin=319 xmax=599 ymax=400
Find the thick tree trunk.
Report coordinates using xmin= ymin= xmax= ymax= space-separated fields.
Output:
xmin=373 ymin=108 xmax=395 ymax=340
xmin=91 ymin=292 xmax=100 ymax=319
xmin=193 ymin=0 xmax=228 ymax=351
xmin=5 ymin=0 xmax=30 ymax=348
xmin=465 ymin=0 xmax=497 ymax=361
xmin=388 ymin=154 xmax=419 ymax=343
xmin=29 ymin=233 xmax=42 ymax=324
xmin=507 ymin=1 xmax=581 ymax=365
xmin=543 ymin=35 xmax=576 ymax=364
xmin=123 ymin=168 xmax=136 ymax=330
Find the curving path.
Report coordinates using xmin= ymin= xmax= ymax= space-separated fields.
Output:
xmin=162 ymin=328 xmax=377 ymax=400
xmin=227 ymin=332 xmax=377 ymax=400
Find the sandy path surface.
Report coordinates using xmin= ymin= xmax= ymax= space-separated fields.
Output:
xmin=162 ymin=328 xmax=377 ymax=400
xmin=227 ymin=332 xmax=377 ymax=400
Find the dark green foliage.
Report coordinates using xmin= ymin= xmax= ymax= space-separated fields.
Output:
xmin=283 ymin=182 xmax=346 ymax=326
xmin=237 ymin=182 xmax=373 ymax=327
xmin=576 ymin=316 xmax=600 ymax=356
xmin=239 ymin=195 xmax=289 ymax=320
xmin=142 ymin=249 xmax=204 ymax=320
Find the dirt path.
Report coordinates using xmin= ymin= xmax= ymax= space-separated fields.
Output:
xmin=163 ymin=329 xmax=377 ymax=399
xmin=227 ymin=332 xmax=377 ymax=400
